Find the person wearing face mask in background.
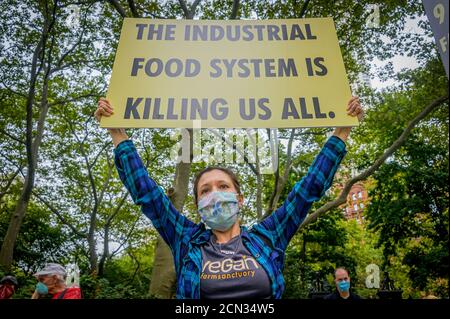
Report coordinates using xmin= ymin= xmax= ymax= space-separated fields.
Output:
xmin=31 ymin=263 xmax=82 ymax=299
xmin=324 ymin=267 xmax=362 ymax=300
xmin=95 ymin=96 xmax=364 ymax=299
xmin=0 ymin=275 xmax=18 ymax=299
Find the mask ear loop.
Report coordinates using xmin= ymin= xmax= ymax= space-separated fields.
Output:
xmin=203 ymin=222 xmax=212 ymax=230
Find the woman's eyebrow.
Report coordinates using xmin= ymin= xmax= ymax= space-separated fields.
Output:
xmin=200 ymin=180 xmax=230 ymax=188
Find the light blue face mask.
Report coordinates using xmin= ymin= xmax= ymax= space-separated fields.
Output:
xmin=338 ymin=280 xmax=350 ymax=292
xmin=36 ymin=282 xmax=49 ymax=295
xmin=198 ymin=191 xmax=239 ymax=231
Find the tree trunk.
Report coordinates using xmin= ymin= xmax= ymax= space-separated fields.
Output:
xmin=147 ymin=0 xmax=206 ymax=299
xmin=0 ymin=7 xmax=55 ymax=269
xmin=263 ymin=128 xmax=296 ymax=219
xmin=149 ymin=237 xmax=177 ymax=298
xmin=98 ymin=224 xmax=109 ymax=278
xmin=149 ymin=129 xmax=193 ymax=298
xmin=0 ymin=196 xmax=29 ymax=271
xmin=98 ymin=191 xmax=127 ymax=277
xmin=87 ymin=231 xmax=98 ymax=275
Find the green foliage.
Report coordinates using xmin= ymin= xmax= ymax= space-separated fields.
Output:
xmin=80 ymin=241 xmax=155 ymax=299
xmin=283 ymin=210 xmax=358 ymax=298
xmin=339 ymin=219 xmax=384 ymax=298
xmin=0 ymin=193 xmax=71 ymax=274
xmin=357 ymin=58 xmax=449 ymax=297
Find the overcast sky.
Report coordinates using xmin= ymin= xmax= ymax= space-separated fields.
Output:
xmin=370 ymin=15 xmax=430 ymax=90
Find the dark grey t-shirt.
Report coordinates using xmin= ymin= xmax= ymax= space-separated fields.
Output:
xmin=200 ymin=234 xmax=272 ymax=299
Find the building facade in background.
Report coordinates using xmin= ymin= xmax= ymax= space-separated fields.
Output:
xmin=341 ymin=182 xmax=369 ymax=222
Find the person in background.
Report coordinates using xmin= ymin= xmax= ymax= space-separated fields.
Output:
xmin=0 ymin=275 xmax=18 ymax=299
xmin=31 ymin=263 xmax=82 ymax=299
xmin=324 ymin=267 xmax=362 ymax=300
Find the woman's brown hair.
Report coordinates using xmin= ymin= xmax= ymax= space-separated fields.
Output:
xmin=193 ymin=166 xmax=241 ymax=204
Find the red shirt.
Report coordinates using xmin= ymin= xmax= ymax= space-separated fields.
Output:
xmin=52 ymin=287 xmax=82 ymax=299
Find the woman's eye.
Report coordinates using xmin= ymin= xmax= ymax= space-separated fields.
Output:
xmin=220 ymin=184 xmax=229 ymax=189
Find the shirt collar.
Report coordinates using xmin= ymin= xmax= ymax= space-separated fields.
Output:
xmin=191 ymin=225 xmax=251 ymax=245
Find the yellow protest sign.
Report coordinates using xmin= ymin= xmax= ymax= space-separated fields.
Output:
xmin=101 ymin=18 xmax=358 ymax=128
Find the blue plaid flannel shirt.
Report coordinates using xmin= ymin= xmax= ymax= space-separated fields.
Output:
xmin=114 ymin=135 xmax=346 ymax=299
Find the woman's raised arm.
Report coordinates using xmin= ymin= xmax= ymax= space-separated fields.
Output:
xmin=95 ymin=98 xmax=198 ymax=253
xmin=254 ymin=96 xmax=363 ymax=251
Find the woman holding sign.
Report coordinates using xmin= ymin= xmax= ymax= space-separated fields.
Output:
xmin=95 ymin=96 xmax=363 ymax=299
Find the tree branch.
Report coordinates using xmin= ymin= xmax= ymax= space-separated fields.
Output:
xmin=108 ymin=0 xmax=127 ymax=18
xmin=48 ymin=92 xmax=99 ymax=108
xmin=178 ymin=0 xmax=190 ymax=18
xmin=106 ymin=192 xmax=129 ymax=226
xmin=100 ymin=142 xmax=160 ymax=269
xmin=0 ymin=81 xmax=28 ymax=99
xmin=141 ymin=10 xmax=167 ymax=19
xmin=32 ymin=191 xmax=87 ymax=238
xmin=127 ymin=245 xmax=141 ymax=283
xmin=97 ymin=153 xmax=114 ymax=208
xmin=246 ymin=129 xmax=262 ymax=219
xmin=208 ymin=129 xmax=258 ymax=175
xmin=127 ymin=0 xmax=139 ymax=18
xmin=231 ymin=0 xmax=240 ymax=19
xmin=190 ymin=0 xmax=202 ymax=18
xmin=299 ymin=0 xmax=311 ymax=18
xmin=179 ymin=0 xmax=202 ymax=19
xmin=260 ymin=0 xmax=312 ymax=221
xmin=88 ymin=141 xmax=112 ymax=171
xmin=109 ymin=215 xmax=141 ymax=259
xmin=51 ymin=4 xmax=94 ymax=75
xmin=98 ymin=175 xmax=127 ymax=276
xmin=263 ymin=128 xmax=296 ymax=219
xmin=62 ymin=113 xmax=99 ymax=206
xmin=299 ymin=95 xmax=449 ymax=229
xmin=52 ymin=58 xmax=110 ymax=75
xmin=0 ymin=168 xmax=21 ymax=203
xmin=0 ymin=128 xmax=25 ymax=145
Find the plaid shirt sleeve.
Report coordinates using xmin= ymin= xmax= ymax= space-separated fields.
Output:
xmin=114 ymin=139 xmax=196 ymax=252
xmin=258 ymin=135 xmax=347 ymax=251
